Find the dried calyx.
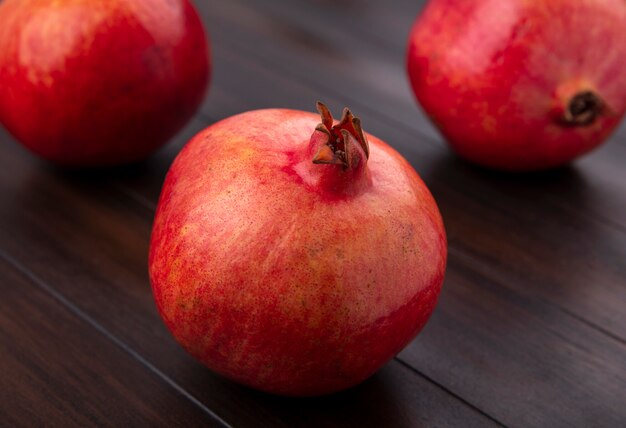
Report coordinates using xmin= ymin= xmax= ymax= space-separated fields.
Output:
xmin=312 ymin=102 xmax=369 ymax=170
xmin=563 ymin=91 xmax=604 ymax=126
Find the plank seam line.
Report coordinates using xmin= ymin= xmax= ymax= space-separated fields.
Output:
xmin=553 ymin=305 xmax=626 ymax=347
xmin=394 ymin=357 xmax=508 ymax=428
xmin=0 ymin=249 xmax=233 ymax=428
xmin=112 ymin=181 xmax=158 ymax=212
xmin=449 ymin=245 xmax=626 ymax=346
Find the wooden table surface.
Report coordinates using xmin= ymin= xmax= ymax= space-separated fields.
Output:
xmin=1 ymin=1 xmax=625 ymax=426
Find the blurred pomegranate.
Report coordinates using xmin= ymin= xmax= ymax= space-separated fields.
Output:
xmin=149 ymin=103 xmax=447 ymax=395
xmin=0 ymin=0 xmax=209 ymax=166
xmin=407 ymin=0 xmax=626 ymax=170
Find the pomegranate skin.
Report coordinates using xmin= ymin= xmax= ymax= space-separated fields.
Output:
xmin=407 ymin=0 xmax=626 ymax=171
xmin=149 ymin=107 xmax=447 ymax=396
xmin=0 ymin=0 xmax=209 ymax=166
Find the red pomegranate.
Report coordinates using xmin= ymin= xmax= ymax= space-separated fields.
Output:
xmin=0 ymin=0 xmax=209 ymax=166
xmin=407 ymin=0 xmax=626 ymax=170
xmin=148 ymin=103 xmax=447 ymax=396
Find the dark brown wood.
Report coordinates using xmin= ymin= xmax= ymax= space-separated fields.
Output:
xmin=1 ymin=0 xmax=625 ymax=426
xmin=0 ymin=255 xmax=223 ymax=427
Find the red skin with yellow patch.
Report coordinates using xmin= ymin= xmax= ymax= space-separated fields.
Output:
xmin=148 ymin=107 xmax=447 ymax=396
xmin=0 ymin=0 xmax=209 ymax=166
xmin=407 ymin=0 xmax=626 ymax=170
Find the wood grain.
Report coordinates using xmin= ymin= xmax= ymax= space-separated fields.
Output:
xmin=0 ymin=0 xmax=625 ymax=426
xmin=0 ymin=254 xmax=223 ymax=427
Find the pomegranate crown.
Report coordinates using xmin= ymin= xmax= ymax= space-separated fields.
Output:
xmin=312 ymin=102 xmax=369 ymax=170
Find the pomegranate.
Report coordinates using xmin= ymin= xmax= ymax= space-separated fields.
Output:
xmin=0 ymin=0 xmax=209 ymax=166
xmin=149 ymin=103 xmax=447 ymax=396
xmin=407 ymin=0 xmax=626 ymax=170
